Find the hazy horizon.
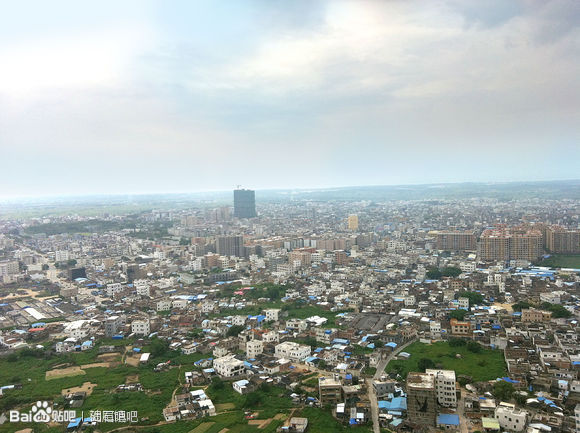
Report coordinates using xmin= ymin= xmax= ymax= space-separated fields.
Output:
xmin=1 ymin=178 xmax=580 ymax=202
xmin=1 ymin=0 xmax=579 ymax=197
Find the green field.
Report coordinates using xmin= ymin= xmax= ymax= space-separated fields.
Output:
xmin=537 ymin=254 xmax=580 ymax=269
xmin=385 ymin=341 xmax=506 ymax=382
xmin=0 ymin=341 xmax=363 ymax=433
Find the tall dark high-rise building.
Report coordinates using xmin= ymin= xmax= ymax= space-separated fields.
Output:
xmin=234 ymin=189 xmax=256 ymax=218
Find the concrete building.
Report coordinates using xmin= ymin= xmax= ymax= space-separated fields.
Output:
xmin=521 ymin=308 xmax=552 ymax=323
xmin=246 ymin=340 xmax=263 ymax=358
xmin=450 ymin=318 xmax=472 ymax=336
xmin=348 ymin=214 xmax=359 ymax=231
xmin=0 ymin=260 xmax=19 ymax=276
xmin=274 ymin=341 xmax=311 ymax=362
xmin=213 ymin=355 xmax=245 ymax=378
xmin=495 ymin=402 xmax=528 ymax=432
xmin=319 ymin=376 xmax=343 ymax=405
xmin=131 ymin=319 xmax=150 ymax=336
xmin=106 ymin=283 xmax=123 ymax=297
xmin=430 ymin=321 xmax=442 ymax=340
xmin=426 ymin=369 xmax=457 ymax=408
xmin=233 ymin=189 xmax=256 ymax=218
xmin=406 ymin=372 xmax=437 ymax=426
xmin=264 ymin=308 xmax=281 ymax=322
xmin=216 ymin=235 xmax=244 ymax=257
xmin=546 ymin=226 xmax=580 ymax=254
xmin=478 ymin=226 xmax=542 ymax=262
xmin=104 ymin=315 xmax=124 ymax=337
xmin=436 ymin=230 xmax=477 ymax=251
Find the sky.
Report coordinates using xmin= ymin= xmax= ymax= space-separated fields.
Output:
xmin=0 ymin=0 xmax=579 ymax=198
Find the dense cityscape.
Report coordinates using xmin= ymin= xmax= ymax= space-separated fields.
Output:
xmin=1 ymin=183 xmax=580 ymax=433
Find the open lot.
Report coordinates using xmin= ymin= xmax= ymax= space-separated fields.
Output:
xmin=385 ymin=341 xmax=506 ymax=381
xmin=538 ymin=254 xmax=580 ymax=268
xmin=61 ymin=382 xmax=97 ymax=396
xmin=46 ymin=366 xmax=85 ymax=380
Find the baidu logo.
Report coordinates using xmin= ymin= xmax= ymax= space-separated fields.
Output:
xmin=9 ymin=400 xmax=74 ymax=423
xmin=31 ymin=401 xmax=52 ymax=423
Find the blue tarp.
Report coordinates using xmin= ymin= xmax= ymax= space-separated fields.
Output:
xmin=67 ymin=418 xmax=82 ymax=429
xmin=378 ymin=397 xmax=407 ymax=411
xmin=437 ymin=414 xmax=460 ymax=426
xmin=501 ymin=377 xmax=520 ymax=384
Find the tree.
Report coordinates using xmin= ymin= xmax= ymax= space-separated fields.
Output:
xmin=243 ymin=392 xmax=263 ymax=408
xmin=466 ymin=341 xmax=482 ymax=353
xmin=418 ymin=358 xmax=436 ymax=372
xmin=541 ymin=302 xmax=572 ymax=318
xmin=210 ymin=376 xmax=224 ymax=391
xmin=450 ymin=309 xmax=467 ymax=320
xmin=441 ymin=267 xmax=462 ymax=277
xmin=41 ymin=264 xmax=49 ymax=271
xmin=226 ymin=325 xmax=245 ymax=337
xmin=150 ymin=338 xmax=170 ymax=357
xmin=449 ymin=338 xmax=466 ymax=347
xmin=512 ymin=301 xmax=531 ymax=312
xmin=67 ymin=259 xmax=77 ymax=267
xmin=493 ymin=380 xmax=514 ymax=401
xmin=462 ymin=291 xmax=484 ymax=305
xmin=426 ymin=267 xmax=442 ymax=280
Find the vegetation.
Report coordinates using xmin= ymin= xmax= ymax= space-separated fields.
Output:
xmin=417 ymin=357 xmax=435 ymax=372
xmin=512 ymin=301 xmax=571 ymax=318
xmin=449 ymin=309 xmax=467 ymax=320
xmin=493 ymin=380 xmax=515 ymax=401
xmin=226 ymin=325 xmax=245 ymax=337
xmin=386 ymin=341 xmax=506 ymax=381
xmin=540 ymin=302 xmax=572 ymax=318
xmin=511 ymin=301 xmax=531 ymax=312
xmin=536 ymin=254 xmax=580 ymax=269
xmin=427 ymin=266 xmax=462 ymax=279
xmin=460 ymin=291 xmax=484 ymax=305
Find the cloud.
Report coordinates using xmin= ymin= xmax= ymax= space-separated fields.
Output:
xmin=0 ymin=0 xmax=578 ymax=196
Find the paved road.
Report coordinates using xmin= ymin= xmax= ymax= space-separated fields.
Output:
xmin=369 ymin=338 xmax=418 ymax=433
xmin=457 ymin=392 xmax=469 ymax=433
xmin=373 ymin=338 xmax=417 ymax=380
xmin=367 ymin=378 xmax=380 ymax=433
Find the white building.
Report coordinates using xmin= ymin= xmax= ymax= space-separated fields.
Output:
xmin=131 ymin=320 xmax=150 ymax=336
xmin=574 ymin=404 xmax=580 ymax=433
xmin=264 ymin=308 xmax=281 ymax=322
xmin=157 ymin=300 xmax=171 ymax=311
xmin=458 ymin=297 xmax=469 ymax=310
xmin=0 ymin=261 xmax=19 ymax=277
xmin=430 ymin=321 xmax=442 ymax=340
xmin=213 ymin=355 xmax=245 ymax=378
xmin=134 ymin=279 xmax=150 ymax=297
xmin=274 ymin=341 xmax=311 ymax=362
xmin=262 ymin=331 xmax=280 ymax=343
xmin=426 ymin=369 xmax=457 ymax=408
xmin=495 ymin=402 xmax=528 ymax=432
xmin=246 ymin=340 xmax=263 ymax=358
xmin=106 ymin=283 xmax=123 ymax=297
xmin=55 ymin=250 xmax=70 ymax=262
xmin=232 ymin=379 xmax=251 ymax=394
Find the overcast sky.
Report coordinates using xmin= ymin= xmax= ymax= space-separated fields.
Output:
xmin=1 ymin=0 xmax=579 ymax=197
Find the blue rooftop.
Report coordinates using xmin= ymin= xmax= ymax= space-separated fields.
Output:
xmin=437 ymin=414 xmax=460 ymax=426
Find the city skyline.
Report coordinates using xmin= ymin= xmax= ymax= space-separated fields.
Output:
xmin=1 ymin=0 xmax=579 ymax=196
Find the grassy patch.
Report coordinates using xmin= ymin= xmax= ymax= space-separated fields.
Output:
xmin=385 ymin=341 xmax=506 ymax=382
xmin=297 ymin=407 xmax=373 ymax=433
xmin=537 ymin=254 xmax=580 ymax=269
